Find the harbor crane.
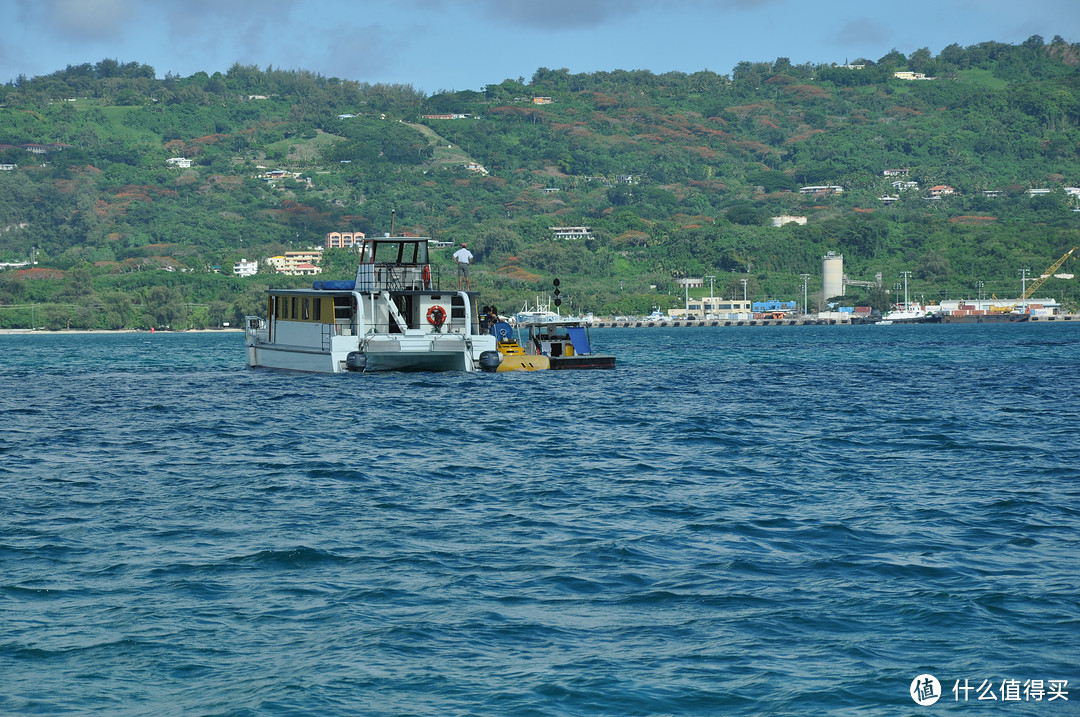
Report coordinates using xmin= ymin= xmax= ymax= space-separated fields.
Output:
xmin=992 ymin=246 xmax=1077 ymax=313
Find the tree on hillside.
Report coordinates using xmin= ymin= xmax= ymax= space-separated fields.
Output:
xmin=145 ymin=285 xmax=184 ymax=328
xmin=726 ymin=203 xmax=763 ymax=226
xmin=52 ymin=266 xmax=95 ymax=302
xmin=878 ymin=49 xmax=907 ymax=68
xmin=101 ymin=290 xmax=135 ymax=329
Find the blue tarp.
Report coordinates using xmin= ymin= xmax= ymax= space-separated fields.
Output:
xmin=567 ymin=327 xmax=591 ymax=355
xmin=491 ymin=321 xmax=515 ymax=341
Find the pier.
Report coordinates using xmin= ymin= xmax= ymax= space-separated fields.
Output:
xmin=590 ymin=314 xmax=1078 ymax=328
xmin=593 ymin=318 xmax=842 ymax=328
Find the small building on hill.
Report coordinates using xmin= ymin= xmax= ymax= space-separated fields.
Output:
xmin=550 ymin=226 xmax=592 ymax=240
xmin=771 ymin=215 xmax=807 ymax=227
xmin=266 ymin=251 xmax=323 ymax=276
xmin=326 ymin=231 xmax=365 ymax=249
xmin=233 ymin=259 xmax=259 ymax=277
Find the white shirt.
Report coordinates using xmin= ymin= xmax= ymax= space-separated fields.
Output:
xmin=453 ymin=247 xmax=473 ymax=265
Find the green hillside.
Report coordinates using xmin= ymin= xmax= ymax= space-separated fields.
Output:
xmin=1 ymin=38 xmax=1079 ymax=329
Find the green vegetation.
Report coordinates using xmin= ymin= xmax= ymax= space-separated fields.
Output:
xmin=2 ymin=38 xmax=1080 ymax=329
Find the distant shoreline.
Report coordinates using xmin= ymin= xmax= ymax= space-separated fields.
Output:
xmin=0 ymin=328 xmax=244 ymax=335
xmin=2 ymin=316 xmax=1077 ymax=336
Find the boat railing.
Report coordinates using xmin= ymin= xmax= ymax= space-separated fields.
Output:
xmin=383 ymin=267 xmax=406 ymax=292
xmin=356 ymin=263 xmax=434 ymax=292
xmin=343 ymin=289 xmax=478 ymax=337
xmin=245 ymin=316 xmax=268 ymax=343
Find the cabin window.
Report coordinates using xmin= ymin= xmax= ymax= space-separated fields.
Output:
xmin=313 ymin=298 xmax=322 ymax=321
xmin=291 ymin=297 xmax=297 ymax=319
xmin=333 ymin=296 xmax=352 ymax=320
xmin=450 ymin=294 xmax=466 ymax=320
xmin=302 ymin=298 xmax=310 ymax=320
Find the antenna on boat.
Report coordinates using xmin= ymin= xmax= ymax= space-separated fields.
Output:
xmin=390 ymin=210 xmax=396 ymax=237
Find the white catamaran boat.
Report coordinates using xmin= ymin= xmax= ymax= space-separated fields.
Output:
xmin=245 ymin=234 xmax=497 ymax=373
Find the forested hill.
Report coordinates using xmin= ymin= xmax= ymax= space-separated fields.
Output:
xmin=1 ymin=37 xmax=1079 ymax=329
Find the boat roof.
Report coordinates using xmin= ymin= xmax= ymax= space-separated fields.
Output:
xmin=522 ymin=318 xmax=590 ymax=327
xmin=268 ymin=287 xmax=475 ymax=297
xmin=360 ymin=236 xmax=430 ymax=265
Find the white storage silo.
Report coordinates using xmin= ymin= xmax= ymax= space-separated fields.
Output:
xmin=823 ymin=252 xmax=844 ymax=299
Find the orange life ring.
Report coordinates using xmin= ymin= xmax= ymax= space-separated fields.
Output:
xmin=421 ymin=264 xmax=431 ymax=288
xmin=426 ymin=305 xmax=447 ymax=326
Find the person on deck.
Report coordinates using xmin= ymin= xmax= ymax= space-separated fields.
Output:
xmin=453 ymin=242 xmax=474 ymax=290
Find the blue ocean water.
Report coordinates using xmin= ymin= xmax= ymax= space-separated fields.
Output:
xmin=2 ymin=324 xmax=1078 ymax=716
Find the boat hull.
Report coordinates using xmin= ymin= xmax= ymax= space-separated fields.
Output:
xmin=496 ymin=354 xmax=550 ymax=372
xmin=358 ymin=334 xmax=485 ymax=372
xmin=881 ymin=315 xmax=941 ymax=324
xmin=247 ymin=344 xmax=348 ymax=373
xmin=549 ymin=354 xmax=616 ymax=370
xmin=361 ymin=351 xmax=475 ymax=372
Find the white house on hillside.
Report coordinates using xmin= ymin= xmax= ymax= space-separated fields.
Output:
xmin=233 ymin=259 xmax=258 ymax=277
xmin=771 ymin=215 xmax=807 ymax=227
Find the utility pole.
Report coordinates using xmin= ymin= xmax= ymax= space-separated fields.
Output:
xmin=741 ymin=278 xmax=748 ymax=302
xmin=1018 ymin=268 xmax=1030 ymax=311
xmin=800 ymin=273 xmax=810 ymax=316
xmin=900 ymin=271 xmax=912 ymax=311
xmin=976 ymin=280 xmax=984 ymax=302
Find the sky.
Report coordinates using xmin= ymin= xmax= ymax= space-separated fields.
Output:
xmin=3 ymin=0 xmax=1079 ymax=93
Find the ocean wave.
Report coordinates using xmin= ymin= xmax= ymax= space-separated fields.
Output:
xmin=3 ymin=326 xmax=1079 ymax=714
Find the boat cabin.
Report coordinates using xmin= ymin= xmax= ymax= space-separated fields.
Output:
xmin=263 ymin=287 xmax=476 ymax=339
xmin=527 ymin=321 xmax=593 ymax=358
xmin=519 ymin=319 xmax=615 ymax=369
xmin=355 ymin=236 xmax=434 ymax=292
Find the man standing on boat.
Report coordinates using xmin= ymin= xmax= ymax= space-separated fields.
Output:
xmin=453 ymin=242 xmax=474 ymax=290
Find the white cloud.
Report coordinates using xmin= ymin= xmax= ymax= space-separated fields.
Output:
xmin=830 ymin=17 xmax=892 ymax=49
xmin=15 ymin=0 xmax=137 ymax=40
